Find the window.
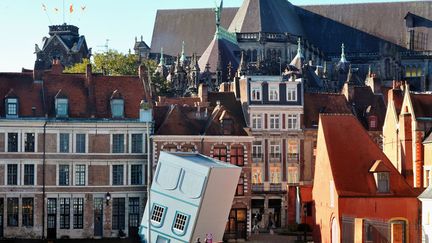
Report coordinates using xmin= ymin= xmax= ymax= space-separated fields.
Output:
xmin=252 ymin=141 xmax=263 ymax=159
xmin=75 ymin=165 xmax=86 ymax=186
xmin=270 ymin=168 xmax=281 ymax=184
xmin=172 ymin=212 xmax=189 ymax=235
xmin=7 ymin=198 xmax=18 ymax=226
xmin=181 ymin=144 xmax=195 ymax=152
xmin=59 ymin=165 xmax=70 ymax=186
xmin=5 ymin=98 xmax=18 ymax=117
xmin=230 ymin=145 xmax=244 ymax=166
xmin=163 ymin=144 xmax=177 ymax=152
xmin=75 ymin=134 xmax=86 ymax=153
xmin=24 ymin=164 xmax=35 ymax=185
xmin=73 ymin=198 xmax=84 ymax=229
xmin=288 ymin=167 xmax=299 ymax=184
xmin=269 ymin=114 xmax=280 ymax=129
xmin=59 ymin=133 xmax=70 ymax=153
xmin=251 ymin=114 xmax=262 ymax=129
xmin=151 ymin=204 xmax=166 ymax=226
xmin=22 ymin=198 xmax=33 ymax=227
xmin=112 ymin=198 xmax=125 ymax=230
xmin=56 ymin=98 xmax=68 ymax=117
xmin=251 ymin=86 xmax=262 ymax=101
xmin=24 ymin=133 xmax=35 ymax=152
xmin=112 ymin=165 xmax=124 ymax=185
xmin=213 ymin=145 xmax=227 ymax=162
xmin=269 ymin=85 xmax=279 ymax=101
xmin=369 ymin=116 xmax=377 ymax=129
xmin=112 ymin=134 xmax=125 ymax=153
xmin=376 ymin=172 xmax=389 ymax=193
xmin=60 ymin=198 xmax=70 ymax=229
xmin=111 ymin=99 xmax=124 ymax=118
xmin=131 ymin=164 xmax=143 ymax=185
xmin=287 ymin=87 xmax=297 ymax=101
xmin=288 ymin=140 xmax=299 ymax=160
xmin=131 ymin=134 xmax=143 ymax=153
xmin=270 ymin=141 xmax=280 ymax=159
xmin=129 ymin=198 xmax=140 ymax=228
xmin=8 ymin=133 xmax=18 ymax=152
xmin=236 ymin=175 xmax=244 ymax=196
xmin=287 ymin=114 xmax=298 ymax=130
xmin=7 ymin=164 xmax=18 ymax=185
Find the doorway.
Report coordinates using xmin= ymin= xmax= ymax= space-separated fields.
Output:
xmin=47 ymin=198 xmax=57 ymax=239
xmin=225 ymin=208 xmax=247 ymax=240
xmin=128 ymin=197 xmax=140 ymax=239
xmin=94 ymin=198 xmax=103 ymax=237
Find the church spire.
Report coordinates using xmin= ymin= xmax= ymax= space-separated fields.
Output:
xmin=159 ymin=48 xmax=165 ymax=66
xmin=215 ymin=0 xmax=223 ymax=34
xmin=180 ymin=41 xmax=186 ymax=64
xmin=296 ymin=37 xmax=303 ymax=59
xmin=340 ymin=43 xmax=347 ymax=63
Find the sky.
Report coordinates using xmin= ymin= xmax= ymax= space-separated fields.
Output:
xmin=0 ymin=0 xmax=416 ymax=72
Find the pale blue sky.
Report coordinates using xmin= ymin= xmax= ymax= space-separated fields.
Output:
xmin=0 ymin=0 xmax=415 ymax=72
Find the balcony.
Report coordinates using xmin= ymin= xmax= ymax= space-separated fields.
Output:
xmin=252 ymin=153 xmax=263 ymax=160
xmin=269 ymin=183 xmax=283 ymax=192
xmin=270 ymin=153 xmax=281 ymax=160
xmin=252 ymin=183 xmax=264 ymax=192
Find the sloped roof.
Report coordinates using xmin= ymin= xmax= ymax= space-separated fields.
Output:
xmin=150 ymin=8 xmax=238 ymax=57
xmin=410 ymin=93 xmax=432 ymax=118
xmin=386 ymin=88 xmax=404 ymax=115
xmin=424 ymin=132 xmax=432 ymax=145
xmin=350 ymin=86 xmax=387 ymax=131
xmin=319 ymin=114 xmax=417 ymax=197
xmin=419 ymin=186 xmax=432 ymax=199
xmin=228 ymin=0 xmax=304 ymax=36
xmin=303 ymin=93 xmax=352 ymax=129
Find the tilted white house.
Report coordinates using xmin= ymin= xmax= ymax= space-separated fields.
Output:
xmin=139 ymin=152 xmax=241 ymax=243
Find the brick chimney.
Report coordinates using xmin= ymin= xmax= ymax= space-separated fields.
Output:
xmin=198 ymin=83 xmax=208 ymax=103
xmin=51 ymin=59 xmax=64 ymax=74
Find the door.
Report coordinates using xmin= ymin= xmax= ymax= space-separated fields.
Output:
xmin=94 ymin=198 xmax=103 ymax=237
xmin=128 ymin=197 xmax=140 ymax=239
xmin=224 ymin=208 xmax=247 ymax=240
xmin=47 ymin=198 xmax=57 ymax=239
xmin=0 ymin=198 xmax=3 ymax=238
xmin=392 ymin=221 xmax=406 ymax=243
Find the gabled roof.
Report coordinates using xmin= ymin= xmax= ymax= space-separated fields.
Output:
xmin=419 ymin=186 xmax=432 ymax=200
xmin=349 ymin=86 xmax=387 ymax=131
xmin=410 ymin=93 xmax=432 ymax=118
xmin=150 ymin=8 xmax=238 ymax=57
xmin=369 ymin=160 xmax=390 ymax=173
xmin=303 ymin=93 xmax=352 ymax=129
xmin=319 ymin=114 xmax=417 ymax=197
xmin=228 ymin=0 xmax=304 ymax=36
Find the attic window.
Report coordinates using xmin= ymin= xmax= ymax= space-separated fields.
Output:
xmin=55 ymin=98 xmax=68 ymax=117
xmin=111 ymin=99 xmax=124 ymax=118
xmin=369 ymin=116 xmax=377 ymax=129
xmin=375 ymin=172 xmax=390 ymax=193
xmin=5 ymin=98 xmax=18 ymax=118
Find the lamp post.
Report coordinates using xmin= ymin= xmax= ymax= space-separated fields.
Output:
xmin=105 ymin=192 xmax=111 ymax=206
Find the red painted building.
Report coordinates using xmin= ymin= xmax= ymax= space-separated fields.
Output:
xmin=313 ymin=114 xmax=420 ymax=243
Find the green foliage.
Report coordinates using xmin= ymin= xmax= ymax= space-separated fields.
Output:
xmin=64 ymin=49 xmax=139 ymax=76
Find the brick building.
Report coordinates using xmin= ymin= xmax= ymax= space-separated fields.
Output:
xmin=0 ymin=62 xmax=152 ymax=240
xmin=152 ymin=85 xmax=254 ymax=240
xmin=313 ymin=114 xmax=420 ymax=243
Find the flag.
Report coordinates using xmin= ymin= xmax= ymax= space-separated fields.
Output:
xmin=42 ymin=3 xmax=47 ymax=11
xmin=69 ymin=4 xmax=73 ymax=13
xmin=81 ymin=6 xmax=86 ymax=11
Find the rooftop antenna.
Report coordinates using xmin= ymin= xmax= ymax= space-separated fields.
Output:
xmin=41 ymin=3 xmax=53 ymax=25
xmin=63 ymin=0 xmax=65 ymax=24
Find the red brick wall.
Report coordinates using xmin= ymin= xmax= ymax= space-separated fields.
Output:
xmin=89 ymin=165 xmax=109 ymax=186
xmin=0 ymin=133 xmax=5 ymax=152
xmin=38 ymin=133 xmax=57 ymax=153
xmin=89 ymin=134 xmax=110 ymax=153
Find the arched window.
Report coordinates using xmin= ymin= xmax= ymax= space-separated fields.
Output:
xmin=181 ymin=144 xmax=195 ymax=152
xmin=213 ymin=145 xmax=227 ymax=162
xmin=230 ymin=145 xmax=244 ymax=166
xmin=162 ymin=144 xmax=177 ymax=152
xmin=235 ymin=174 xmax=244 ymax=196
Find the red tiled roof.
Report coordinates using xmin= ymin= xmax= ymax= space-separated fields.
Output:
xmin=319 ymin=114 xmax=417 ymax=197
xmin=303 ymin=93 xmax=352 ymax=128
xmin=410 ymin=93 xmax=432 ymax=118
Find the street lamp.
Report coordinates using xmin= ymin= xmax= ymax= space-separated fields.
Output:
xmin=105 ymin=192 xmax=111 ymax=206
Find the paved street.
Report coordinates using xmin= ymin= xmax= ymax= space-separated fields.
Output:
xmin=248 ymin=233 xmax=297 ymax=243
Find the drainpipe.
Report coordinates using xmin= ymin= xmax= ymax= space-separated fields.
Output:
xmin=42 ymin=120 xmax=47 ymax=240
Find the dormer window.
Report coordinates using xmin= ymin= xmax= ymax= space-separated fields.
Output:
xmin=5 ymin=98 xmax=18 ymax=118
xmin=368 ymin=116 xmax=377 ymax=129
xmin=55 ymin=98 xmax=68 ymax=118
xmin=251 ymin=85 xmax=262 ymax=101
xmin=269 ymin=85 xmax=279 ymax=101
xmin=111 ymin=99 xmax=124 ymax=118
xmin=376 ymin=172 xmax=389 ymax=193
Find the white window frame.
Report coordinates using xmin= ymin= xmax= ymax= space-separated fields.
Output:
xmin=251 ymin=114 xmax=263 ymax=130
xmin=22 ymin=162 xmax=37 ymax=186
xmin=57 ymin=163 xmax=71 ymax=186
xmin=252 ymin=141 xmax=263 ymax=158
xmin=129 ymin=133 xmax=145 ymax=154
xmin=250 ymin=84 xmax=262 ymax=101
xmin=73 ymin=133 xmax=88 ymax=154
xmin=58 ymin=132 xmax=72 ymax=153
xmin=129 ymin=163 xmax=145 ymax=185
xmin=287 ymin=86 xmax=297 ymax=101
xmin=111 ymin=133 xmax=127 ymax=154
xmin=73 ymin=164 xmax=88 ymax=186
xmin=110 ymin=163 xmax=127 ymax=186
xmin=6 ymin=131 xmax=21 ymax=153
xmin=5 ymin=163 xmax=20 ymax=186
xmin=269 ymin=114 xmax=280 ymax=130
xmin=287 ymin=114 xmax=299 ymax=130
xmin=268 ymin=85 xmax=279 ymax=101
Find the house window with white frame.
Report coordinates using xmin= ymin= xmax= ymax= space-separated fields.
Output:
xmin=75 ymin=134 xmax=86 ymax=153
xmin=7 ymin=133 xmax=18 ymax=152
xmin=59 ymin=133 xmax=70 ymax=153
xmin=172 ymin=212 xmax=189 ymax=235
xmin=287 ymin=114 xmax=298 ymax=130
xmin=23 ymin=164 xmax=35 ymax=185
xmin=252 ymin=141 xmax=263 ymax=159
xmin=131 ymin=164 xmax=143 ymax=185
xmin=55 ymin=98 xmax=69 ymax=118
xmin=59 ymin=165 xmax=70 ymax=186
xmin=112 ymin=165 xmax=124 ymax=185
xmin=24 ymin=133 xmax=35 ymax=152
xmin=288 ymin=140 xmax=299 ymax=160
xmin=5 ymin=98 xmax=18 ymax=118
xmin=251 ymin=114 xmax=262 ymax=129
xmin=376 ymin=172 xmax=389 ymax=193
xmin=7 ymin=164 xmax=18 ymax=185
xmin=151 ymin=204 xmax=166 ymax=226
xmin=75 ymin=165 xmax=86 ymax=186
xmin=251 ymin=85 xmax=262 ymax=101
xmin=287 ymin=87 xmax=297 ymax=101
xmin=112 ymin=134 xmax=125 ymax=153
xmin=270 ymin=141 xmax=280 ymax=159
xmin=131 ymin=134 xmax=143 ymax=153
xmin=269 ymin=114 xmax=280 ymax=129
xmin=269 ymin=85 xmax=279 ymax=101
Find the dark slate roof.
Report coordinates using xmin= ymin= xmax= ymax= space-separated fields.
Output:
xmin=319 ymin=114 xmax=417 ymax=197
xmin=228 ymin=0 xmax=304 ymax=36
xmin=410 ymin=93 xmax=432 ymax=118
xmin=350 ymin=86 xmax=387 ymax=131
xmin=198 ymin=37 xmax=240 ymax=80
xmin=150 ymin=8 xmax=238 ymax=57
xmin=300 ymin=1 xmax=432 ymax=52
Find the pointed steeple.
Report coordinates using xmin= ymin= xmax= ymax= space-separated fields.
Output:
xmin=180 ymin=41 xmax=186 ymax=64
xmin=215 ymin=0 xmax=223 ymax=34
xmin=237 ymin=50 xmax=247 ymax=76
xmin=159 ymin=48 xmax=165 ymax=66
xmin=296 ymin=37 xmax=304 ymax=59
xmin=340 ymin=43 xmax=347 ymax=63
xmin=289 ymin=37 xmax=304 ymax=72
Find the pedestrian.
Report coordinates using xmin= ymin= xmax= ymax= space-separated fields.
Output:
xmin=253 ymin=214 xmax=260 ymax=234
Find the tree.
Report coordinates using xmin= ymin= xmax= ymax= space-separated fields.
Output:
xmin=64 ymin=49 xmax=139 ymax=76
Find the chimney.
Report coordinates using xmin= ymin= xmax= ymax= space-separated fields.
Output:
xmin=51 ymin=59 xmax=64 ymax=75
xmin=198 ymin=83 xmax=208 ymax=103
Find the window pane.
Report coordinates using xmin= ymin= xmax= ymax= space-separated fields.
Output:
xmin=56 ymin=99 xmax=68 ymax=117
xmin=60 ymin=198 xmax=70 ymax=229
xmin=131 ymin=134 xmax=143 ymax=153
xmin=73 ymin=198 xmax=84 ymax=229
xmin=75 ymin=165 xmax=86 ymax=186
xmin=76 ymin=134 xmax=86 ymax=153
xmin=112 ymin=198 xmax=125 ymax=230
xmin=112 ymin=134 xmax=125 ymax=153
xmin=129 ymin=198 xmax=140 ymax=228
xmin=7 ymin=164 xmax=18 ymax=185
xmin=112 ymin=165 xmax=124 ymax=185
xmin=6 ymin=99 xmax=18 ymax=116
xmin=131 ymin=164 xmax=143 ymax=185
xmin=8 ymin=133 xmax=18 ymax=152
xmin=24 ymin=164 xmax=35 ymax=185
xmin=22 ymin=198 xmax=34 ymax=227
xmin=111 ymin=99 xmax=124 ymax=118
xmin=173 ymin=212 xmax=189 ymax=234
xmin=24 ymin=133 xmax=35 ymax=152
xmin=59 ymin=165 xmax=70 ymax=186
xmin=151 ymin=204 xmax=165 ymax=225
xmin=60 ymin=133 xmax=70 ymax=153
xmin=7 ymin=198 xmax=18 ymax=226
